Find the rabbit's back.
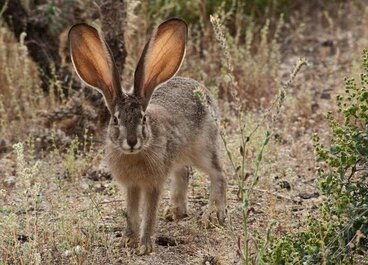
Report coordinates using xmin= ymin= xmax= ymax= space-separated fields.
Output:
xmin=149 ymin=76 xmax=218 ymax=129
xmin=147 ymin=76 xmax=220 ymax=163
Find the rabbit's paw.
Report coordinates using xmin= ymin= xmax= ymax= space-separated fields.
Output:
xmin=201 ymin=206 xmax=226 ymax=228
xmin=122 ymin=229 xmax=138 ymax=248
xmin=138 ymin=236 xmax=153 ymax=255
xmin=163 ymin=206 xmax=188 ymax=221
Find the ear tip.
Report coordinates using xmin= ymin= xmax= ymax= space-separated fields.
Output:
xmin=69 ymin=23 xmax=97 ymax=39
xmin=163 ymin=17 xmax=188 ymax=31
xmin=167 ymin=17 xmax=187 ymax=24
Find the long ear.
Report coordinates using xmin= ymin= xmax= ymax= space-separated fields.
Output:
xmin=134 ymin=18 xmax=187 ymax=109
xmin=69 ymin=23 xmax=121 ymax=113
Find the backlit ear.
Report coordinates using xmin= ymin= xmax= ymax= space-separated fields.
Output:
xmin=69 ymin=23 xmax=121 ymax=112
xmin=134 ymin=18 xmax=187 ymax=109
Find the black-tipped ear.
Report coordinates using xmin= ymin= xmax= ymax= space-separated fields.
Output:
xmin=134 ymin=18 xmax=187 ymax=109
xmin=69 ymin=23 xmax=122 ymax=112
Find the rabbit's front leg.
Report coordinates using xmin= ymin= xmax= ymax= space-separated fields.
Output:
xmin=139 ymin=186 xmax=161 ymax=255
xmin=124 ymin=186 xmax=141 ymax=248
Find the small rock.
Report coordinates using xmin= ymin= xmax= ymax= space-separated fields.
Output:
xmin=74 ymin=245 xmax=82 ymax=255
xmin=3 ymin=176 xmax=16 ymax=188
xmin=80 ymin=181 xmax=90 ymax=190
xmin=320 ymin=91 xmax=331 ymax=100
xmin=17 ymin=234 xmax=29 ymax=243
xmin=87 ymin=170 xmax=99 ymax=181
xmin=203 ymin=255 xmax=220 ymax=265
xmin=63 ymin=250 xmax=72 ymax=258
xmin=279 ymin=180 xmax=291 ymax=191
xmin=87 ymin=169 xmax=112 ymax=181
xmin=94 ymin=183 xmax=105 ymax=192
xmin=311 ymin=103 xmax=319 ymax=112
xmin=299 ymin=192 xmax=320 ymax=200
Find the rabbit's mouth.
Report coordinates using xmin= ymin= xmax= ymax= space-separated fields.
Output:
xmin=120 ymin=138 xmax=143 ymax=154
xmin=121 ymin=148 xmax=142 ymax=155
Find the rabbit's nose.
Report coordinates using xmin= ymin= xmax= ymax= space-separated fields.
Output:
xmin=127 ymin=136 xmax=138 ymax=148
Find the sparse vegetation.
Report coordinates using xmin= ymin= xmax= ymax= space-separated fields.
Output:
xmin=260 ymin=48 xmax=368 ymax=265
xmin=1 ymin=1 xmax=368 ymax=264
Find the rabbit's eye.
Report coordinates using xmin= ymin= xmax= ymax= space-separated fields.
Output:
xmin=112 ymin=116 xmax=118 ymax=125
xmin=142 ymin=115 xmax=147 ymax=124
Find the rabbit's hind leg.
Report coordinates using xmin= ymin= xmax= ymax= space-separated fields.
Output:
xmin=164 ymin=166 xmax=190 ymax=221
xmin=194 ymin=149 xmax=227 ymax=226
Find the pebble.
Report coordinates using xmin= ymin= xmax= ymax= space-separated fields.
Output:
xmin=74 ymin=245 xmax=82 ymax=255
xmin=3 ymin=176 xmax=16 ymax=187
xmin=63 ymin=250 xmax=71 ymax=258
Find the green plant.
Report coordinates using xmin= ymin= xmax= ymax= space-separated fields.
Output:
xmin=209 ymin=10 xmax=307 ymax=264
xmin=60 ymin=131 xmax=95 ymax=179
xmin=0 ymin=140 xmax=113 ymax=264
xmin=263 ymin=49 xmax=368 ymax=265
xmin=63 ymin=137 xmax=79 ymax=177
xmin=206 ymin=11 xmax=284 ymax=107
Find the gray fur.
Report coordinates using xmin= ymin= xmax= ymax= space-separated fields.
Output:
xmin=106 ymin=77 xmax=227 ymax=254
xmin=69 ymin=19 xmax=227 ymax=255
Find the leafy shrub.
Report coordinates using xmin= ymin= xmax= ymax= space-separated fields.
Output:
xmin=262 ymin=49 xmax=368 ymax=264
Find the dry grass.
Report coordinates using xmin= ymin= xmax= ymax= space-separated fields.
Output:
xmin=1 ymin=1 xmax=368 ymax=264
xmin=0 ymin=25 xmax=43 ymax=139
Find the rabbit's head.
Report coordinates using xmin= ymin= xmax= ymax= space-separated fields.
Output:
xmin=69 ymin=19 xmax=187 ymax=154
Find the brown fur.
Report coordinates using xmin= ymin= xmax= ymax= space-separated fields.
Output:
xmin=69 ymin=19 xmax=227 ymax=255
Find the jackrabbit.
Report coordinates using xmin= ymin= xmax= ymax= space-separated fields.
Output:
xmin=69 ymin=18 xmax=227 ymax=255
